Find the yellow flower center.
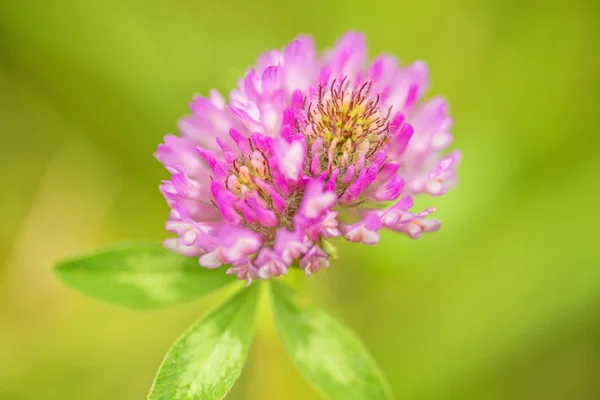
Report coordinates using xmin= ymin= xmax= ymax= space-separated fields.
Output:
xmin=304 ymin=78 xmax=391 ymax=174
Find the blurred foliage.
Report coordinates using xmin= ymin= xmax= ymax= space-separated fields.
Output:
xmin=1 ymin=0 xmax=599 ymax=399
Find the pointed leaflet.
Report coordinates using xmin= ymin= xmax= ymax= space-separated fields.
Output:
xmin=270 ymin=283 xmax=395 ymax=400
xmin=54 ymin=242 xmax=235 ymax=309
xmin=148 ymin=285 xmax=259 ymax=400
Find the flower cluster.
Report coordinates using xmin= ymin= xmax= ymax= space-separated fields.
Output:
xmin=157 ymin=32 xmax=460 ymax=284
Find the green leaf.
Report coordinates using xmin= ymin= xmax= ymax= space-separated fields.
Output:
xmin=270 ymin=283 xmax=395 ymax=400
xmin=148 ymin=285 xmax=260 ymax=400
xmin=54 ymin=242 xmax=236 ymax=309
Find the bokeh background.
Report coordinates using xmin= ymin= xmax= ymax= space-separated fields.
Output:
xmin=1 ymin=0 xmax=599 ymax=399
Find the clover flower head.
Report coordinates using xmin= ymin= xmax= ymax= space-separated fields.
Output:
xmin=157 ymin=32 xmax=460 ymax=284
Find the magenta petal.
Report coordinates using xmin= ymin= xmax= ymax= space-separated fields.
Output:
xmin=299 ymin=245 xmax=329 ymax=276
xmin=211 ymin=181 xmax=243 ymax=225
xmin=283 ymin=36 xmax=317 ymax=92
xmin=298 ymin=180 xmax=336 ymax=220
xmin=274 ymin=228 xmax=309 ymax=264
xmin=281 ymin=108 xmax=296 ymax=128
xmin=254 ymin=178 xmax=286 ymax=213
xmin=262 ymin=66 xmax=281 ymax=94
xmin=229 ymin=128 xmax=251 ymax=153
xmin=242 ymin=69 xmax=261 ymax=101
xmin=255 ymin=247 xmax=289 ymax=279
xmin=226 ymin=262 xmax=257 ymax=286
xmin=290 ymin=89 xmax=303 ymax=109
xmin=246 ymin=192 xmax=278 ymax=227
xmin=389 ymin=112 xmax=405 ymax=136
xmin=156 ymin=135 xmax=209 ymax=180
xmin=275 ymin=138 xmax=306 ymax=182
xmin=379 ymin=162 xmax=400 ymax=181
xmin=369 ymin=175 xmax=404 ymax=202
xmin=197 ymin=147 xmax=228 ymax=179
xmin=341 ymin=213 xmax=382 ymax=245
xmin=394 ymin=123 xmax=414 ymax=156
xmin=328 ymin=31 xmax=367 ymax=80
xmin=325 ymin=168 xmax=340 ymax=192
xmin=340 ymin=169 xmax=367 ymax=203
xmin=368 ymin=54 xmax=399 ymax=87
xmin=250 ymin=132 xmax=272 ymax=153
xmin=340 ymin=165 xmax=356 ymax=184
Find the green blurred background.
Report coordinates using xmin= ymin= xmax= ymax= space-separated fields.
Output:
xmin=1 ymin=0 xmax=599 ymax=399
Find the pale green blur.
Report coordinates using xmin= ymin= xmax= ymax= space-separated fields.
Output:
xmin=1 ymin=0 xmax=599 ymax=399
